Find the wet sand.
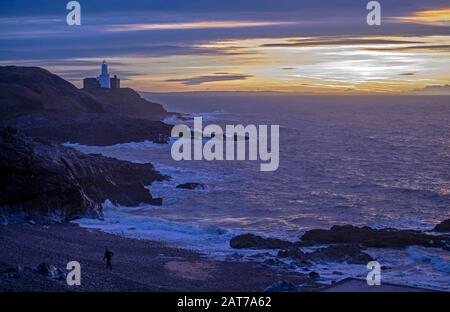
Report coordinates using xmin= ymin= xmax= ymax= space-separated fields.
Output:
xmin=0 ymin=223 xmax=316 ymax=291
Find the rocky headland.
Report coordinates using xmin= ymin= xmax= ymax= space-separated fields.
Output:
xmin=0 ymin=127 xmax=166 ymax=222
xmin=0 ymin=66 xmax=172 ymax=146
xmin=0 ymin=66 xmax=172 ymax=221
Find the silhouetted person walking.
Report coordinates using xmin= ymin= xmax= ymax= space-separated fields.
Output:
xmin=103 ymin=248 xmax=114 ymax=270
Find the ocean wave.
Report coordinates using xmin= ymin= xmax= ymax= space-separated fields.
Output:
xmin=192 ymin=110 xmax=227 ymax=122
xmin=195 ymin=110 xmax=225 ymax=116
xmin=64 ymin=140 xmax=166 ymax=150
xmin=148 ymin=163 xmax=233 ymax=204
xmin=73 ymin=200 xmax=450 ymax=291
xmin=309 ymin=190 xmax=356 ymax=201
xmin=163 ymin=114 xmax=192 ymax=125
xmin=406 ymin=246 xmax=450 ymax=273
xmin=74 ymin=200 xmax=235 ymax=256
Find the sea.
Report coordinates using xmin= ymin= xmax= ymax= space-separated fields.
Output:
xmin=69 ymin=93 xmax=450 ymax=291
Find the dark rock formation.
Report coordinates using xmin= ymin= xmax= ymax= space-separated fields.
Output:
xmin=176 ymin=182 xmax=205 ymax=190
xmin=150 ymin=198 xmax=163 ymax=206
xmin=433 ymin=219 xmax=450 ymax=232
xmin=277 ymin=244 xmax=372 ymax=265
xmin=277 ymin=248 xmax=307 ymax=259
xmin=4 ymin=112 xmax=172 ymax=146
xmin=84 ymin=87 xmax=167 ymax=119
xmin=230 ymin=234 xmax=296 ymax=249
xmin=0 ymin=66 xmax=167 ymax=118
xmin=307 ymin=245 xmax=373 ymax=264
xmin=300 ymin=225 xmax=449 ymax=250
xmin=263 ymin=280 xmax=299 ymax=292
xmin=263 ymin=258 xmax=282 ymax=266
xmin=0 ymin=66 xmax=172 ymax=146
xmin=0 ymin=127 xmax=167 ymax=221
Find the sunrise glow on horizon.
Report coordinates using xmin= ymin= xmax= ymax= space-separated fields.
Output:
xmin=1 ymin=3 xmax=449 ymax=94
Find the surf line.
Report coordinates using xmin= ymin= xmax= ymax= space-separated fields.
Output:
xmin=171 ymin=117 xmax=279 ymax=172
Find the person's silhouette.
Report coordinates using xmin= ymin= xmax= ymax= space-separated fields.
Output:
xmin=103 ymin=248 xmax=114 ymax=270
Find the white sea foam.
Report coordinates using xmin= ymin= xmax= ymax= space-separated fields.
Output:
xmin=193 ymin=110 xmax=225 ymax=120
xmin=68 ymin=97 xmax=450 ymax=291
xmin=64 ymin=140 xmax=165 ymax=151
xmin=74 ymin=200 xmax=236 ymax=258
xmin=163 ymin=115 xmax=190 ymax=125
xmin=406 ymin=246 xmax=450 ymax=273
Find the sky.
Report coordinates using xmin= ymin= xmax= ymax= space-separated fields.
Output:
xmin=0 ymin=0 xmax=449 ymax=93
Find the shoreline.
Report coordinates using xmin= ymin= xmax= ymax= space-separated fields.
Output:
xmin=1 ymin=66 xmax=448 ymax=292
xmin=0 ymin=223 xmax=319 ymax=292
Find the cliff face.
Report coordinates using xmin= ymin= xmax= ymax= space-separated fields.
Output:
xmin=0 ymin=127 xmax=166 ymax=222
xmin=7 ymin=113 xmax=172 ymax=146
xmin=0 ymin=66 xmax=172 ymax=221
xmin=83 ymin=87 xmax=167 ymax=119
xmin=0 ymin=66 xmax=172 ymax=145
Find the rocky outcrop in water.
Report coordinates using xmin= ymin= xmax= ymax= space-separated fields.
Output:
xmin=300 ymin=225 xmax=450 ymax=250
xmin=278 ymin=245 xmax=373 ymax=265
xmin=229 ymin=234 xmax=296 ymax=249
xmin=230 ymin=223 xmax=450 ymax=254
xmin=433 ymin=219 xmax=450 ymax=232
xmin=308 ymin=245 xmax=373 ymax=264
xmin=230 ymin=222 xmax=450 ymax=269
xmin=0 ymin=127 xmax=166 ymax=221
xmin=176 ymin=182 xmax=206 ymax=190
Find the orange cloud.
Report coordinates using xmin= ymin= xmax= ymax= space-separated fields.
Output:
xmin=393 ymin=8 xmax=450 ymax=26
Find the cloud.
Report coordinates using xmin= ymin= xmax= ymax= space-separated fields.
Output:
xmin=0 ymin=59 xmax=128 ymax=67
xmin=392 ymin=8 xmax=450 ymax=26
xmin=1 ymin=1 xmax=449 ymax=93
xmin=165 ymin=73 xmax=252 ymax=85
xmin=49 ymin=68 xmax=143 ymax=81
xmin=0 ymin=17 xmax=63 ymax=25
xmin=364 ymin=44 xmax=450 ymax=52
xmin=0 ymin=44 xmax=242 ymax=61
xmin=414 ymin=84 xmax=450 ymax=94
xmin=260 ymin=38 xmax=423 ymax=48
xmin=106 ymin=20 xmax=296 ymax=32
xmin=365 ymin=43 xmax=450 ymax=52
xmin=3 ymin=0 xmax=449 ymax=17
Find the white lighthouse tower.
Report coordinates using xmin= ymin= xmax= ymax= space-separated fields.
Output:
xmin=96 ymin=60 xmax=110 ymax=88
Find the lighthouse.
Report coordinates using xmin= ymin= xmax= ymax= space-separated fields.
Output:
xmin=83 ymin=60 xmax=120 ymax=90
xmin=96 ymin=60 xmax=111 ymax=88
